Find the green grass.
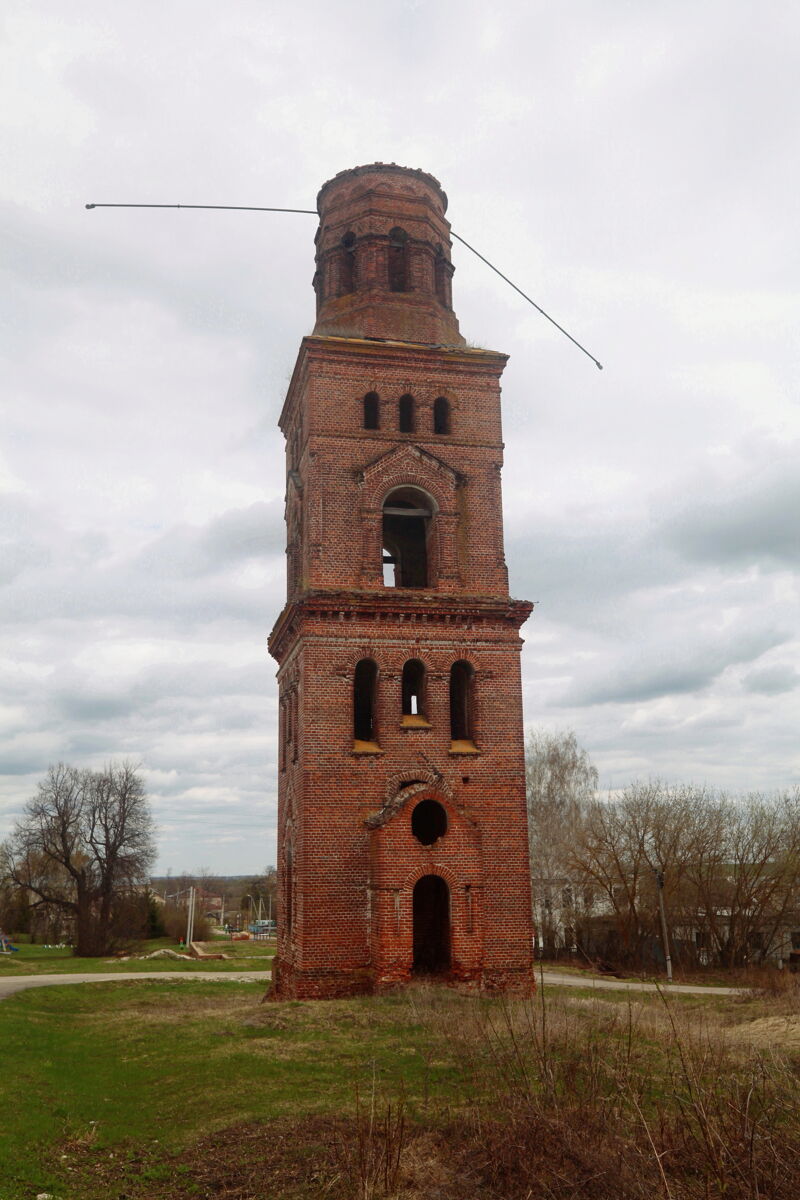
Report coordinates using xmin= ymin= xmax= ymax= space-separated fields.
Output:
xmin=0 ymin=981 xmax=455 ymax=1200
xmin=0 ymin=937 xmax=274 ymax=975
xmin=1 ymin=976 xmax=797 ymax=1199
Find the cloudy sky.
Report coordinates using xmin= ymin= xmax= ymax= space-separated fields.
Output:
xmin=2 ymin=1 xmax=798 ymax=874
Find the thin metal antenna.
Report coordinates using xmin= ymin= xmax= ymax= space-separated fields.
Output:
xmin=451 ymin=231 xmax=603 ymax=371
xmin=85 ymin=202 xmax=317 ymax=215
xmin=85 ymin=201 xmax=603 ymax=369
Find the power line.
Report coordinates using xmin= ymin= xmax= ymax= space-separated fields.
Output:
xmin=85 ymin=201 xmax=603 ymax=369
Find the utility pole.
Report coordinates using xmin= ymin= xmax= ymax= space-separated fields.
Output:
xmin=185 ymin=886 xmax=195 ymax=948
xmin=654 ymin=870 xmax=673 ymax=983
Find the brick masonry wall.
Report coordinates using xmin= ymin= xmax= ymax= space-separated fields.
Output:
xmin=270 ymin=165 xmax=535 ymax=999
xmin=312 ymin=163 xmax=463 ymax=346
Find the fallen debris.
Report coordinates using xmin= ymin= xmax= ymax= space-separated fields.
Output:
xmin=141 ymin=948 xmax=193 ymax=960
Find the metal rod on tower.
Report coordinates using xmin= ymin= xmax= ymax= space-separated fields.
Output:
xmin=84 ymin=201 xmax=604 ymax=369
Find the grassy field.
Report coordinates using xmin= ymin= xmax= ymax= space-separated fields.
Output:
xmin=0 ymin=938 xmax=274 ymax=975
xmin=1 ymin=974 xmax=798 ymax=1199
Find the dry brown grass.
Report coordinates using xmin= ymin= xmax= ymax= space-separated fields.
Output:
xmin=420 ymin=983 xmax=800 ymax=1200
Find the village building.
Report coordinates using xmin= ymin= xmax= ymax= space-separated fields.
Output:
xmin=269 ymin=164 xmax=534 ymax=997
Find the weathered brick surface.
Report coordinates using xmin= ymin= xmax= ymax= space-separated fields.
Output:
xmin=313 ymin=163 xmax=463 ymax=346
xmin=269 ymin=164 xmax=534 ymax=998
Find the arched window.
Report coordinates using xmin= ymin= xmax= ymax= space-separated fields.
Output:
xmin=363 ymin=392 xmax=379 ymax=430
xmin=382 ymin=487 xmax=433 ymax=588
xmin=353 ymin=658 xmax=379 ymax=747
xmin=401 ymin=659 xmax=427 ymax=724
xmin=340 ymin=231 xmax=356 ymax=294
xmin=398 ymin=394 xmax=415 ymax=433
xmin=449 ymin=660 xmax=475 ymax=747
xmin=433 ymin=397 xmax=450 ymax=435
xmin=388 ymin=226 xmax=408 ymax=292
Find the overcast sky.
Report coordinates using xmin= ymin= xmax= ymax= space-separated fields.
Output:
xmin=2 ymin=1 xmax=798 ymax=875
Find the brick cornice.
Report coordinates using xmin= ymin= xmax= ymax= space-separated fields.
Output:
xmin=268 ymin=589 xmax=533 ymax=661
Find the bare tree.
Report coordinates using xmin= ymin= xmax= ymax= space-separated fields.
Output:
xmin=526 ymin=729 xmax=598 ymax=956
xmin=685 ymin=789 xmax=800 ymax=967
xmin=570 ymin=782 xmax=699 ymax=965
xmin=568 ymin=783 xmax=800 ymax=970
xmin=0 ymin=762 xmax=156 ymax=956
xmin=244 ymin=866 xmax=278 ymax=923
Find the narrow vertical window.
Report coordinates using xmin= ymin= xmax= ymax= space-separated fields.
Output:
xmin=388 ymin=227 xmax=408 ymax=292
xmin=450 ymin=660 xmax=476 ymax=748
xmin=433 ymin=397 xmax=450 ymax=435
xmin=398 ymin=394 xmax=415 ymax=433
xmin=284 ymin=843 xmax=293 ymax=938
xmin=353 ymin=658 xmax=379 ymax=748
xmin=340 ymin=231 xmax=356 ymax=294
xmin=401 ymin=659 xmax=428 ymax=724
xmin=363 ymin=392 xmax=379 ymax=430
xmin=434 ymin=247 xmax=448 ymax=305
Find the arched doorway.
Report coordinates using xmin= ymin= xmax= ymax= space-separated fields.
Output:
xmin=412 ymin=875 xmax=451 ymax=974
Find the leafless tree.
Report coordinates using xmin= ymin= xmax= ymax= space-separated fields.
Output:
xmin=684 ymin=789 xmax=800 ymax=967
xmin=526 ymin=728 xmax=598 ymax=956
xmin=243 ymin=866 xmax=278 ymax=923
xmin=568 ymin=782 xmax=800 ymax=969
xmin=0 ymin=761 xmax=156 ymax=956
xmin=570 ymin=782 xmax=699 ymax=964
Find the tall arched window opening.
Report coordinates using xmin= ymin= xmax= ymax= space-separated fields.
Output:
xmin=388 ymin=227 xmax=408 ymax=292
xmin=401 ymin=659 xmax=427 ymax=723
xmin=449 ymin=660 xmax=475 ymax=746
xmin=363 ymin=392 xmax=379 ymax=430
xmin=353 ymin=658 xmax=379 ymax=747
xmin=382 ymin=488 xmax=432 ymax=588
xmin=398 ymin=394 xmax=415 ymax=433
xmin=433 ymin=397 xmax=450 ymax=435
xmin=340 ymin=231 xmax=356 ymax=294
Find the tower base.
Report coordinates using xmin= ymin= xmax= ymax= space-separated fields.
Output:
xmin=271 ymin=956 xmax=535 ymax=1000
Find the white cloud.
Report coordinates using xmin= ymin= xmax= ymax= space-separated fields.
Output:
xmin=2 ymin=0 xmax=799 ymax=871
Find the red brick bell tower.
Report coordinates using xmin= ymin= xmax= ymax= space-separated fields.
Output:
xmin=269 ymin=164 xmax=534 ymax=998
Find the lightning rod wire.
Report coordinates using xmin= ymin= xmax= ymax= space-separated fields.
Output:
xmin=85 ymin=201 xmax=602 ymax=369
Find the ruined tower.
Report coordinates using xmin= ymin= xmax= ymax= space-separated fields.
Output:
xmin=269 ymin=164 xmax=534 ymax=997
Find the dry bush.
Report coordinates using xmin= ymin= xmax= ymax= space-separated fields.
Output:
xmin=738 ymin=965 xmax=800 ymax=1000
xmin=408 ymin=984 xmax=800 ymax=1199
xmin=333 ymin=1077 xmax=407 ymax=1200
xmin=162 ymin=903 xmax=211 ymax=944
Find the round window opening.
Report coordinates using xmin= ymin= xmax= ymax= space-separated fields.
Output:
xmin=411 ymin=799 xmax=447 ymax=846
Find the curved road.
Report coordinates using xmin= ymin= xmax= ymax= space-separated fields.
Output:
xmin=0 ymin=969 xmax=743 ymax=1001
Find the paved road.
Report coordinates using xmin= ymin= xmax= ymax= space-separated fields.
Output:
xmin=541 ymin=971 xmax=743 ymax=996
xmin=0 ymin=969 xmax=744 ymax=1000
xmin=0 ymin=970 xmax=272 ymax=1000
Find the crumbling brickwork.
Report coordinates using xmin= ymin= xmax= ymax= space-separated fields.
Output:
xmin=269 ymin=164 xmax=534 ymax=998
